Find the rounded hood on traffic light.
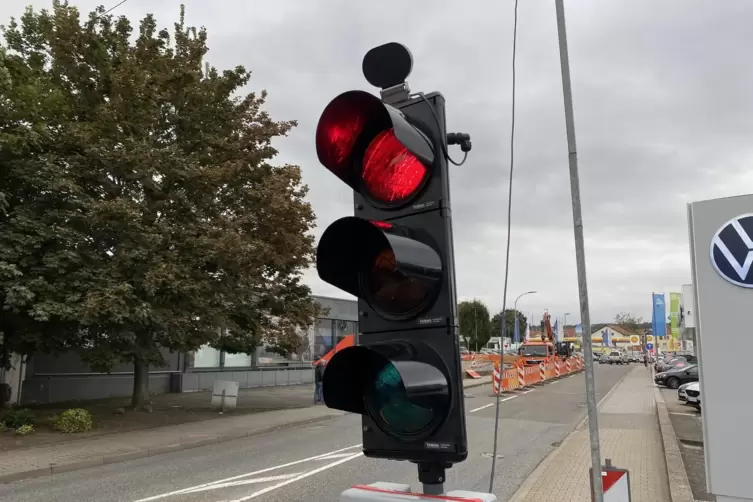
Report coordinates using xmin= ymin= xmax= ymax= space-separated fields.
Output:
xmin=316 ymin=216 xmax=442 ymax=321
xmin=322 ymin=341 xmax=451 ymax=442
xmin=315 ymin=91 xmax=436 ymax=208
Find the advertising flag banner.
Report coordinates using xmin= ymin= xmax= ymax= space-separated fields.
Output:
xmin=651 ymin=293 xmax=666 ymax=340
xmin=669 ymin=292 xmax=681 ymax=350
xmin=552 ymin=320 xmax=559 ymax=342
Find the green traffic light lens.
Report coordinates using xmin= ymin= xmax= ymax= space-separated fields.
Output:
xmin=365 ymin=362 xmax=435 ymax=438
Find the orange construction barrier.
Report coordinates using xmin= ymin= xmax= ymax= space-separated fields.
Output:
xmin=491 ymin=357 xmax=584 ymax=394
xmin=313 ymin=334 xmax=355 ymax=365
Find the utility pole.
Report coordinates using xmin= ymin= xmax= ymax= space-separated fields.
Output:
xmin=554 ymin=0 xmax=603 ymax=500
xmin=474 ymin=306 xmax=479 ymax=351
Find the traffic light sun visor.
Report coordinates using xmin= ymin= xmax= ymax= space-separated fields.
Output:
xmin=315 ymin=91 xmax=435 ymax=207
xmin=316 ymin=217 xmax=442 ymax=320
xmin=323 ymin=343 xmax=451 ymax=441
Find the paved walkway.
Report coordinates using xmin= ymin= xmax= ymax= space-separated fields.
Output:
xmin=510 ymin=366 xmax=670 ymax=502
xmin=0 ymin=375 xmax=491 ymax=484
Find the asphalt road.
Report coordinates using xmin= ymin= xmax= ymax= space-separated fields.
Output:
xmin=0 ymin=364 xmax=631 ymax=502
xmin=660 ymin=387 xmax=713 ymax=501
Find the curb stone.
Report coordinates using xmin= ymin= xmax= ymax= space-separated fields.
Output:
xmin=653 ymin=384 xmax=698 ymax=502
xmin=507 ymin=367 xmax=633 ymax=502
xmin=0 ymin=413 xmax=340 ymax=485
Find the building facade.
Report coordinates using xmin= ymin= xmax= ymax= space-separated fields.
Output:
xmin=3 ymin=295 xmax=358 ymax=406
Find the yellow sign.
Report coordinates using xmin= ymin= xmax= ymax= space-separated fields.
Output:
xmin=647 ymin=335 xmax=654 ymax=343
xmin=629 ymin=335 xmax=639 ymax=344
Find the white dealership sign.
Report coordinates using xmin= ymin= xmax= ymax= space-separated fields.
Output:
xmin=688 ymin=193 xmax=753 ymax=502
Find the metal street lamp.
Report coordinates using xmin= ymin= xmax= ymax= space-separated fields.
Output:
xmin=513 ymin=291 xmax=537 ymax=346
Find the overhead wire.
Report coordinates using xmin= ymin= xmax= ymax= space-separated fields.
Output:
xmin=488 ymin=0 xmax=520 ymax=492
xmin=98 ymin=0 xmax=130 ymax=18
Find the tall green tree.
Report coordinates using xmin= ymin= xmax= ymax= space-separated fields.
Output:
xmin=491 ymin=309 xmax=528 ymax=343
xmin=1 ymin=2 xmax=319 ymax=408
xmin=458 ymin=300 xmax=491 ymax=351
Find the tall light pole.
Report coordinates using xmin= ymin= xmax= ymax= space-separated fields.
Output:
xmin=513 ymin=291 xmax=537 ymax=346
xmin=555 ymin=0 xmax=603 ymax=498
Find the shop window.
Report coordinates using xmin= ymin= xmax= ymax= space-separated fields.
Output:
xmin=224 ymin=352 xmax=252 ymax=367
xmin=193 ymin=345 xmax=221 ymax=368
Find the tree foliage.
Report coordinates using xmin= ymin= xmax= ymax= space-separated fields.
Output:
xmin=458 ymin=300 xmax=491 ymax=351
xmin=491 ymin=309 xmax=528 ymax=343
xmin=0 ymin=2 xmax=319 ymax=407
xmin=614 ymin=312 xmax=644 ymax=335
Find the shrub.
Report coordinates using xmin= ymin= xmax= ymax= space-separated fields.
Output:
xmin=1 ymin=408 xmax=35 ymax=429
xmin=53 ymin=408 xmax=93 ymax=433
xmin=15 ymin=424 xmax=34 ymax=436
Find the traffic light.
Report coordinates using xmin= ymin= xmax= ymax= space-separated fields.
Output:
xmin=315 ymin=43 xmax=470 ymax=469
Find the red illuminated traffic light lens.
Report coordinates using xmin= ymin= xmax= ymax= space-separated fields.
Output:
xmin=316 ymin=93 xmax=380 ymax=177
xmin=362 ymin=248 xmax=436 ymax=320
xmin=361 ymin=129 xmax=428 ymax=205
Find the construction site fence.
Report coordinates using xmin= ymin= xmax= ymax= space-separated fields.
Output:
xmin=491 ymin=356 xmax=585 ymax=394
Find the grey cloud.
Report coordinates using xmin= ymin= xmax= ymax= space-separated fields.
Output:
xmin=4 ymin=0 xmax=752 ymax=322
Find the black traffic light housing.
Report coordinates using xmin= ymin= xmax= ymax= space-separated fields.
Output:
xmin=314 ymin=43 xmax=471 ymax=475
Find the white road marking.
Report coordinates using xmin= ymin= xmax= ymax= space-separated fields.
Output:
xmin=132 ymin=444 xmax=362 ymax=502
xmin=316 ymin=453 xmax=361 ymax=460
xmin=182 ymin=474 xmax=304 ymax=494
xmin=470 ymin=395 xmax=517 ymax=413
xmin=548 ymin=380 xmax=559 ymax=384
xmin=470 ymin=403 xmax=495 ymax=412
xmin=669 ymin=412 xmax=700 ymax=417
xmin=228 ymin=452 xmax=363 ymax=501
xmin=521 ymin=389 xmax=534 ymax=394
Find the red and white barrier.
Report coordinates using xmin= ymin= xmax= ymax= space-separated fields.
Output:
xmin=491 ymin=356 xmax=584 ymax=394
xmin=492 ymin=365 xmax=501 ymax=393
xmin=517 ymin=364 xmax=525 ymax=387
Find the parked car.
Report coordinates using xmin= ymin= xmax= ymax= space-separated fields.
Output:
xmin=608 ymin=351 xmax=624 ymax=364
xmin=620 ymin=353 xmax=630 ymax=364
xmin=598 ymin=354 xmax=609 ymax=364
xmin=677 ymin=381 xmax=695 ymax=402
xmin=684 ymin=382 xmax=701 ymax=410
xmin=656 ymin=354 xmax=697 ymax=372
xmin=655 ymin=364 xmax=699 ymax=389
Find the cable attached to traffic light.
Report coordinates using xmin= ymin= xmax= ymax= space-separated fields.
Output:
xmin=413 ymin=92 xmax=471 ymax=166
xmin=488 ymin=0 xmax=521 ymax=493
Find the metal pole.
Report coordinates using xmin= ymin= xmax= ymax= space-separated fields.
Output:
xmin=474 ymin=306 xmax=478 ymax=351
xmin=553 ymin=0 xmax=603 ymax=500
xmin=513 ymin=291 xmax=536 ymax=348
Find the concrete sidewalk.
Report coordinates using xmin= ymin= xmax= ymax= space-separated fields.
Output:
xmin=0 ymin=375 xmax=491 ymax=484
xmin=509 ymin=367 xmax=670 ymax=502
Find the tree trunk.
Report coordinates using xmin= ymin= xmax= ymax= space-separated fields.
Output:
xmin=130 ymin=358 xmax=150 ymax=409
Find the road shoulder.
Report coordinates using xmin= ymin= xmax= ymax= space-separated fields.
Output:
xmin=655 ymin=386 xmax=708 ymax=501
xmin=0 ymin=375 xmax=491 ymax=485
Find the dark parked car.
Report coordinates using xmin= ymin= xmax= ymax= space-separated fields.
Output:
xmin=655 ymin=355 xmax=697 ymax=373
xmin=654 ymin=364 xmax=699 ymax=389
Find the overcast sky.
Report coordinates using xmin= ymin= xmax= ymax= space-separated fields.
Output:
xmin=3 ymin=0 xmax=752 ymax=325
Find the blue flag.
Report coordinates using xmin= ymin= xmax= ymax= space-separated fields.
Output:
xmin=651 ymin=293 xmax=666 ymax=338
xmin=603 ymin=328 xmax=610 ymax=347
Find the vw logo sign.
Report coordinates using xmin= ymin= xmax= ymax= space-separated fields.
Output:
xmin=710 ymin=213 xmax=753 ymax=288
